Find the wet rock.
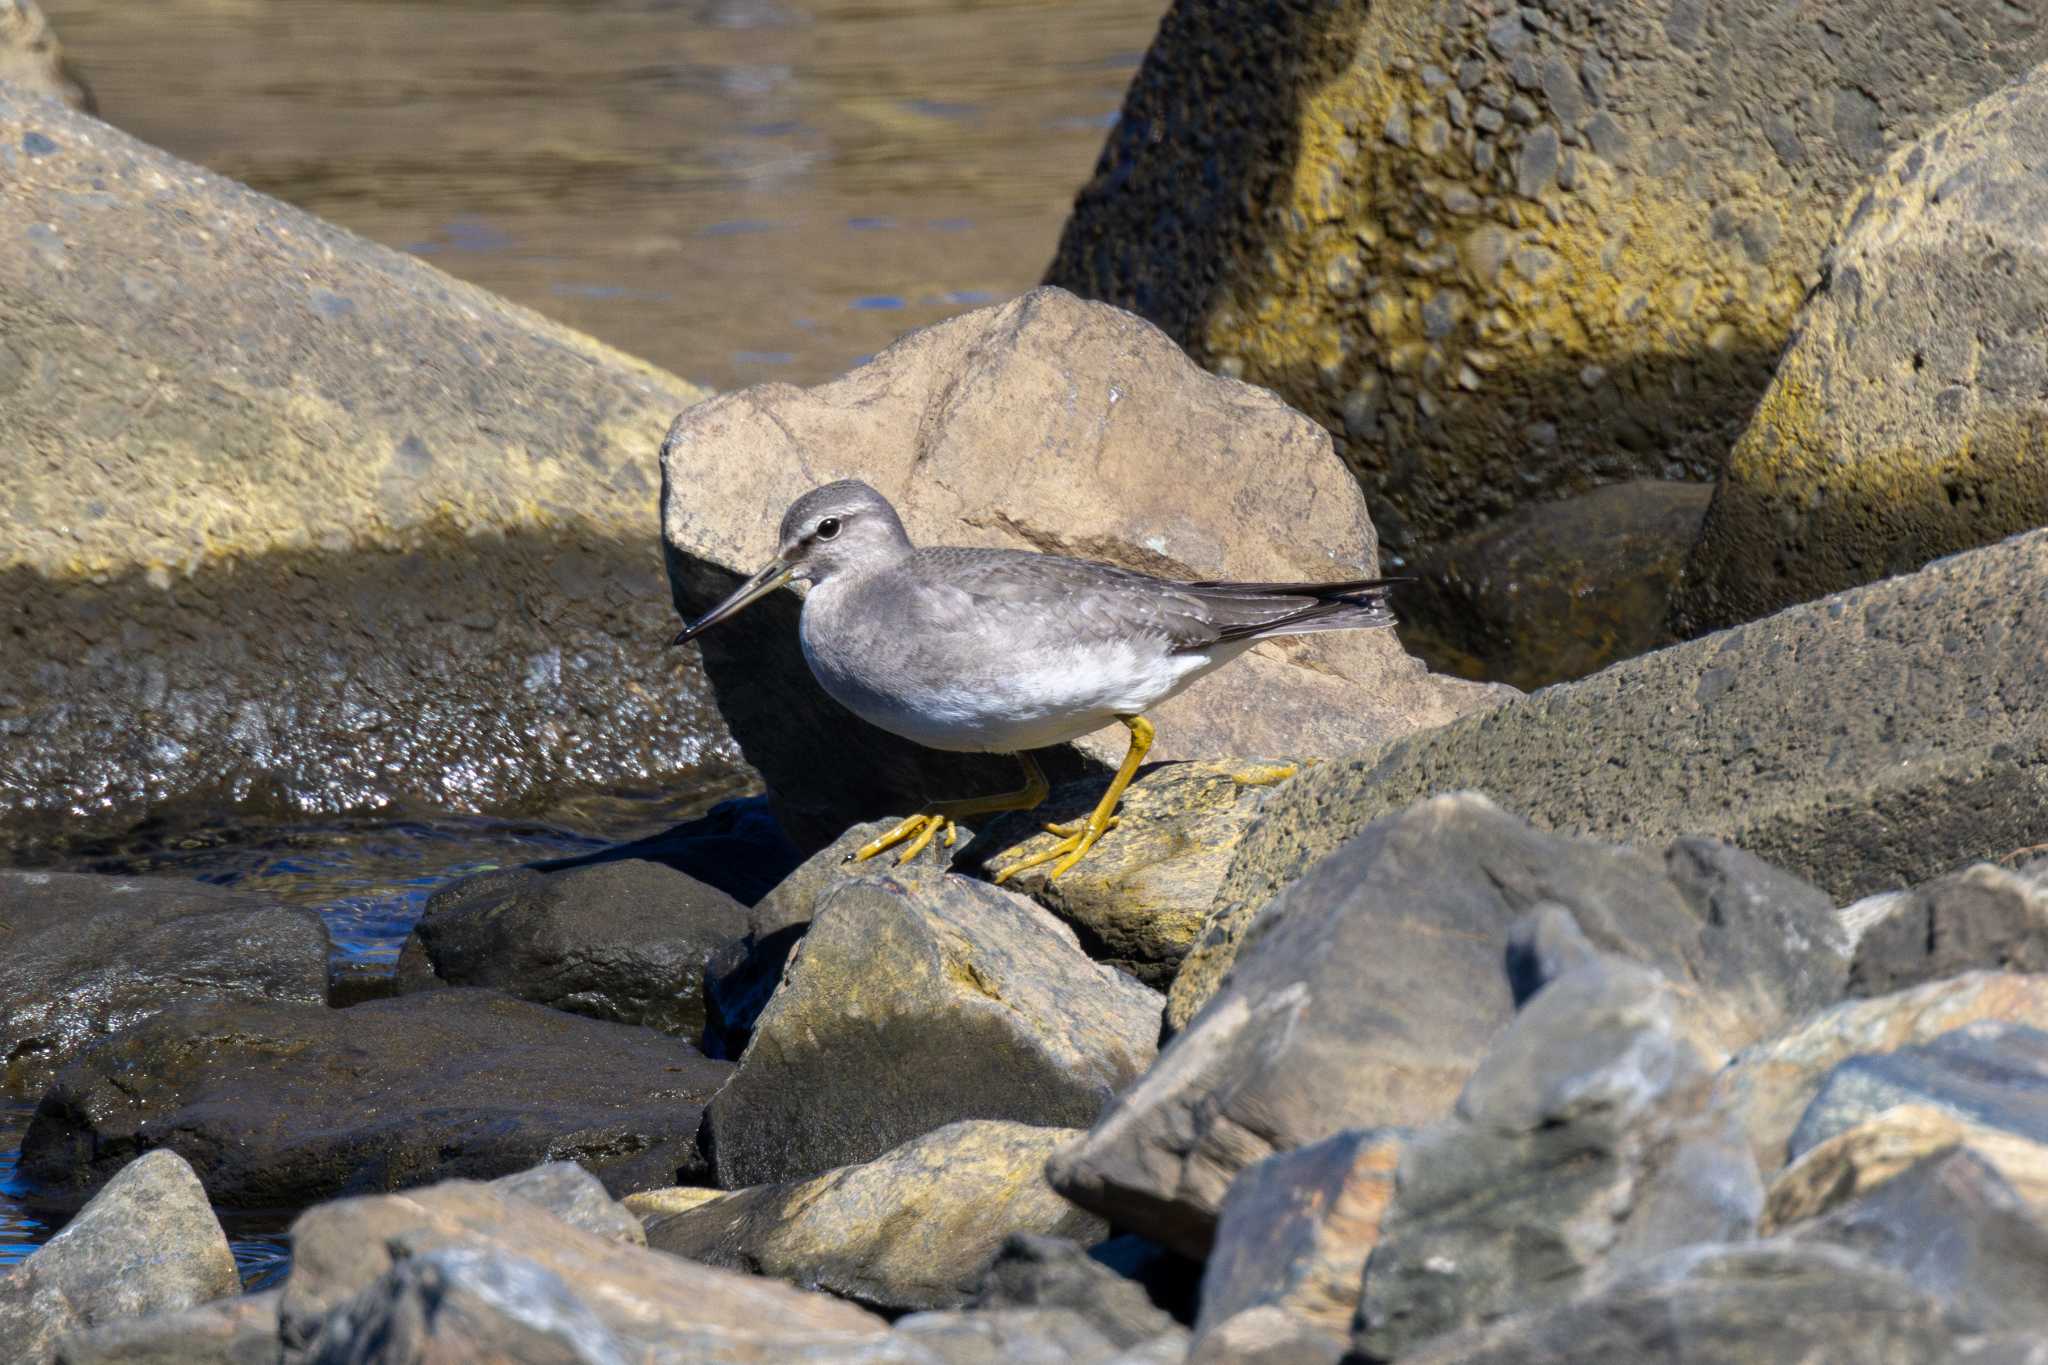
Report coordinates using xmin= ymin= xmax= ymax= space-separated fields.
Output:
xmin=1195 ymin=1129 xmax=1403 ymax=1358
xmin=1678 ymin=70 xmax=2048 ymax=634
xmin=1849 ymin=861 xmax=2048 ymax=997
xmin=488 ymin=1162 xmax=645 ymax=1246
xmin=275 ymin=1179 xmax=888 ymax=1360
xmin=646 ymin=1121 xmax=1103 ymax=1312
xmin=394 ymin=858 xmax=748 ymax=1046
xmin=0 ymin=1151 xmax=238 ymax=1362
xmin=21 ymin=989 xmax=732 ymax=1203
xmin=1715 ymin=972 xmax=2048 ymax=1175
xmin=1191 ymin=528 xmax=2048 ymax=1016
xmin=1788 ymin=1021 xmax=2048 ymax=1162
xmin=0 ymin=87 xmax=723 ymax=858
xmin=703 ymin=872 xmax=1159 ymax=1188
xmin=52 ymin=1291 xmax=280 ymax=1365
xmin=1766 ymin=1104 xmax=2048 ymax=1231
xmin=1383 ymin=1242 xmax=1963 ymax=1364
xmin=0 ymin=870 xmax=329 ymax=1094
xmin=660 ymin=286 xmax=1506 ymax=847
xmin=1397 ymin=481 xmax=1713 ymax=689
xmin=0 ymin=0 xmax=91 ymax=111
xmin=1354 ymin=953 xmax=1760 ymax=1358
xmin=1047 ymin=0 xmax=2048 ymax=556
xmin=970 ymin=1234 xmax=1187 ymax=1350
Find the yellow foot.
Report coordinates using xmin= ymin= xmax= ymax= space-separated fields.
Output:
xmin=992 ymin=814 xmax=1120 ymax=885
xmin=851 ymin=812 xmax=961 ymax=867
xmin=1230 ymin=762 xmax=1299 ymax=788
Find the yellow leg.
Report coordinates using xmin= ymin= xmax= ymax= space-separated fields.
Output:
xmin=994 ymin=715 xmax=1153 ymax=885
xmin=852 ymin=753 xmax=1050 ymax=867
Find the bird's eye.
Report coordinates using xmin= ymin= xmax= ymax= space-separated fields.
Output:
xmin=815 ymin=517 xmax=842 ymax=541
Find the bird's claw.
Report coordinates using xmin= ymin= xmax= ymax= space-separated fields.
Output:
xmin=852 ymin=812 xmax=959 ymax=867
xmin=992 ymin=814 xmax=1120 ymax=885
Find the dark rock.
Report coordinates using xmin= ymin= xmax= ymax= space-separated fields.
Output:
xmin=1789 ymin=1021 xmax=2048 ymax=1162
xmin=971 ymin=1234 xmax=1187 ymax=1349
xmin=21 ymin=989 xmax=731 ymax=1204
xmin=487 ymin=1162 xmax=644 ymax=1247
xmin=703 ymin=873 xmax=1159 ymax=1188
xmin=645 ymin=1121 xmax=1103 ymax=1312
xmin=1380 ymin=1243 xmax=1965 ymax=1364
xmin=528 ymin=794 xmax=805 ymax=910
xmin=0 ymin=870 xmax=329 ymax=1093
xmin=395 ymin=858 xmax=747 ymax=1045
xmin=1677 ymin=68 xmax=2048 ymax=633
xmin=52 ymin=1291 xmax=280 ymax=1365
xmin=1061 ymin=794 xmax=1832 ymax=1256
xmin=1850 ymin=862 xmax=2048 ymax=997
xmin=0 ymin=1150 xmax=239 ymax=1362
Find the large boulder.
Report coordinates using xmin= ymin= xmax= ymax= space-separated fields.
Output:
xmin=1045 ymin=0 xmax=2048 ymax=555
xmin=1677 ymin=70 xmax=2048 ymax=634
xmin=0 ymin=1151 xmax=239 ymax=1363
xmin=1186 ymin=527 xmax=2048 ymax=1019
xmin=0 ymin=870 xmax=330 ymax=1093
xmin=702 ymin=872 xmax=1159 ymax=1188
xmin=0 ymin=1 xmax=90 ymax=110
xmin=20 ymin=989 xmax=733 ymax=1203
xmin=394 ymin=858 xmax=749 ymax=1046
xmin=645 ymin=1121 xmax=1102 ymax=1311
xmin=0 ymin=86 xmax=721 ymax=857
xmin=659 ymin=286 xmax=1507 ymax=846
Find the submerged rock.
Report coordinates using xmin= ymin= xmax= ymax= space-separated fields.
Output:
xmin=21 ymin=989 xmax=732 ymax=1203
xmin=0 ymin=870 xmax=329 ymax=1094
xmin=703 ymin=872 xmax=1159 ymax=1188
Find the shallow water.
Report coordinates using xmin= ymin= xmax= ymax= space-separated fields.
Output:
xmin=41 ymin=0 xmax=1166 ymax=392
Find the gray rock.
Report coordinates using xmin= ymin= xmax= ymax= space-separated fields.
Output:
xmin=0 ymin=870 xmax=330 ymax=1092
xmin=1189 ymin=528 xmax=2048 ymax=1023
xmin=1059 ymin=795 xmax=1830 ymax=1256
xmin=890 ymin=1308 xmax=1126 ymax=1365
xmin=1383 ymin=1242 xmax=1964 ymax=1364
xmin=53 ymin=1292 xmax=281 ymax=1365
xmin=1789 ymin=1021 xmax=2048 ymax=1162
xmin=488 ymin=1163 xmax=645 ymax=1247
xmin=1190 ymin=1308 xmax=1340 ymax=1365
xmin=970 ymin=1235 xmax=1186 ymax=1351
xmin=0 ymin=88 xmax=719 ymax=858
xmin=394 ymin=858 xmax=748 ymax=1046
xmin=1677 ymin=68 xmax=2048 ymax=633
xmin=645 ymin=1121 xmax=1102 ymax=1312
xmin=703 ymin=873 xmax=1159 ymax=1188
xmin=1850 ymin=862 xmax=2048 ymax=997
xmin=22 ymin=989 xmax=731 ymax=1203
xmin=0 ymin=1151 xmax=239 ymax=1363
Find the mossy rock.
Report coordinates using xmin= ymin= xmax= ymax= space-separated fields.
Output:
xmin=1046 ymin=0 xmax=2048 ymax=554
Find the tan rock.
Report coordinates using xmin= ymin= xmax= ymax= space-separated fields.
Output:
xmin=622 ymin=1186 xmax=726 ymax=1219
xmin=1714 ymin=972 xmax=2048 ymax=1175
xmin=0 ymin=0 xmax=90 ymax=110
xmin=1764 ymin=1103 xmax=2048 ymax=1233
xmin=660 ymin=287 xmax=1508 ymax=844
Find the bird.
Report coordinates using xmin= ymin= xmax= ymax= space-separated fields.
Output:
xmin=670 ymin=480 xmax=1400 ymax=883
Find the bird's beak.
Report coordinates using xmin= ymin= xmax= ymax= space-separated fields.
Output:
xmin=669 ymin=558 xmax=796 ymax=647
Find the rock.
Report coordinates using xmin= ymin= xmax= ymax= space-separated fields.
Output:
xmin=1383 ymin=1242 xmax=1964 ymax=1364
xmin=646 ymin=1121 xmax=1103 ymax=1312
xmin=1046 ymin=0 xmax=2048 ymax=557
xmin=1677 ymin=71 xmax=2048 ymax=634
xmin=0 ymin=86 xmax=720 ymax=857
xmin=1353 ymin=954 xmax=1761 ymax=1358
xmin=274 ymin=1179 xmax=888 ymax=1361
xmin=979 ymin=759 xmax=1305 ymax=988
xmin=621 ymin=1186 xmax=724 ymax=1219
xmin=1194 ymin=1129 xmax=1403 ymax=1357
xmin=1850 ymin=862 xmax=2048 ymax=997
xmin=1788 ymin=1021 xmax=2048 ymax=1162
xmin=52 ymin=1291 xmax=280 ymax=1365
xmin=1766 ymin=1104 xmax=2048 ymax=1231
xmin=1717 ymin=972 xmax=2048 ymax=1175
xmin=21 ymin=989 xmax=731 ymax=1203
xmin=0 ymin=0 xmax=90 ymax=111
xmin=890 ymin=1308 xmax=1126 ymax=1365
xmin=1189 ymin=1308 xmax=1340 ymax=1365
xmin=1189 ymin=528 xmax=2048 ymax=1017
xmin=1056 ymin=795 xmax=1836 ymax=1257
xmin=702 ymin=872 xmax=1159 ymax=1188
xmin=394 ymin=858 xmax=748 ymax=1046
xmin=1397 ymin=481 xmax=1712 ymax=690
xmin=487 ymin=1162 xmax=645 ymax=1246
xmin=970 ymin=1235 xmax=1187 ymax=1351
xmin=659 ymin=286 xmax=1507 ymax=847
xmin=1786 ymin=1147 xmax=2048 ymax=1334
xmin=0 ymin=870 xmax=329 ymax=1093
xmin=0 ymin=1151 xmax=238 ymax=1362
